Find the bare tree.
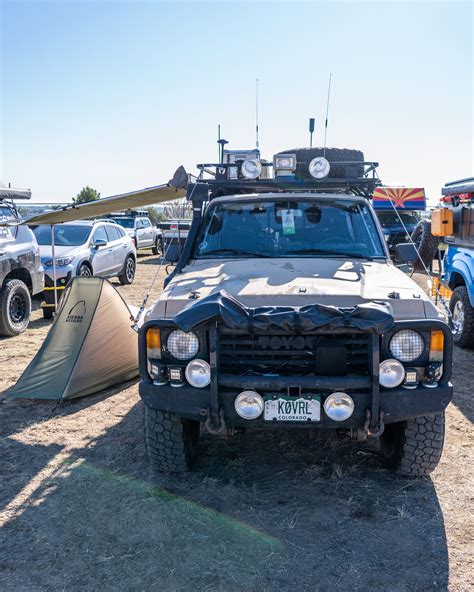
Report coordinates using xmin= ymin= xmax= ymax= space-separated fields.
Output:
xmin=163 ymin=198 xmax=192 ymax=220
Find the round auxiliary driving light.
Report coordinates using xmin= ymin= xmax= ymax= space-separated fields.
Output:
xmin=323 ymin=392 xmax=355 ymax=421
xmin=308 ymin=157 xmax=331 ymax=179
xmin=185 ymin=359 xmax=211 ymax=388
xmin=389 ymin=329 xmax=425 ymax=362
xmin=379 ymin=358 xmax=405 ymax=388
xmin=167 ymin=330 xmax=199 ymax=360
xmin=241 ymin=158 xmax=262 ymax=179
xmin=234 ymin=390 xmax=264 ymax=420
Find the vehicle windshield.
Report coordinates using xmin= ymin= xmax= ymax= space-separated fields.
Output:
xmin=34 ymin=224 xmax=92 ymax=246
xmin=377 ymin=211 xmax=419 ymax=226
xmin=194 ymin=199 xmax=386 ymax=259
xmin=111 ymin=217 xmax=134 ymax=229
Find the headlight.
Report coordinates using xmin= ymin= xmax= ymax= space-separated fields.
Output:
xmin=389 ymin=330 xmax=425 ymax=362
xmin=308 ymin=157 xmax=330 ymax=179
xmin=44 ymin=257 xmax=74 ymax=267
xmin=273 ymin=153 xmax=296 ymax=174
xmin=241 ymin=158 xmax=262 ymax=179
xmin=185 ymin=359 xmax=211 ymax=388
xmin=167 ymin=330 xmax=199 ymax=360
xmin=234 ymin=390 xmax=264 ymax=419
xmin=379 ymin=359 xmax=405 ymax=388
xmin=323 ymin=392 xmax=354 ymax=421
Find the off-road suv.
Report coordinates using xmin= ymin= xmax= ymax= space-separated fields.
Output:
xmin=0 ymin=191 xmax=44 ymax=336
xmin=138 ymin=148 xmax=453 ymax=477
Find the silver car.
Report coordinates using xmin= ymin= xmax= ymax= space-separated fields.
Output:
xmin=33 ymin=220 xmax=136 ymax=296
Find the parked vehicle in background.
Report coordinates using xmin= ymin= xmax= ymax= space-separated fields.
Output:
xmin=107 ymin=211 xmax=162 ymax=255
xmin=0 ymin=188 xmax=44 ymax=336
xmin=157 ymin=219 xmax=191 ymax=262
xmin=33 ymin=220 xmax=136 ymax=318
xmin=434 ymin=178 xmax=474 ymax=347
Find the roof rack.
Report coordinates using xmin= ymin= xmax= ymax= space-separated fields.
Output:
xmin=0 ymin=187 xmax=32 ymax=201
xmin=193 ymin=160 xmax=380 ymax=200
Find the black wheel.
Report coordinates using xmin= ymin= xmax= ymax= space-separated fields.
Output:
xmin=410 ymin=220 xmax=439 ymax=272
xmin=0 ymin=279 xmax=32 ymax=337
xmin=151 ymin=237 xmax=162 ymax=256
xmin=42 ymin=307 xmax=54 ymax=320
xmin=450 ymin=286 xmax=474 ymax=348
xmin=118 ymin=255 xmax=136 ymax=285
xmin=380 ymin=413 xmax=445 ymax=477
xmin=78 ymin=263 xmax=92 ymax=277
xmin=144 ymin=406 xmax=200 ymax=473
xmin=276 ymin=147 xmax=365 ymax=179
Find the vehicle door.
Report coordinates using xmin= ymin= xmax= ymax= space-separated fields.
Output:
xmin=105 ymin=224 xmax=127 ymax=273
xmin=90 ymin=225 xmax=113 ymax=275
xmin=141 ymin=218 xmax=154 ymax=247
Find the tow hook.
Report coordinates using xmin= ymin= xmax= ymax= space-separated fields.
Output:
xmin=349 ymin=410 xmax=385 ymax=440
xmin=204 ymin=408 xmax=235 ymax=437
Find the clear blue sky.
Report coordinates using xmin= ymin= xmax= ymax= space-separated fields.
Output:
xmin=1 ymin=1 xmax=473 ymax=204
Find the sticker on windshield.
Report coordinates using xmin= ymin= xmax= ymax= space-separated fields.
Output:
xmin=198 ymin=241 xmax=208 ymax=251
xmin=281 ymin=210 xmax=295 ymax=235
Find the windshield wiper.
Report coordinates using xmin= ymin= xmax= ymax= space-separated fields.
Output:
xmin=289 ymin=249 xmax=374 ymax=259
xmin=199 ymin=248 xmax=271 ymax=258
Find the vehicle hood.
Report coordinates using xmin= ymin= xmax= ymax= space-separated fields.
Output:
xmin=39 ymin=245 xmax=83 ymax=261
xmin=381 ymin=223 xmax=417 ymax=235
xmin=148 ymin=258 xmax=443 ymax=322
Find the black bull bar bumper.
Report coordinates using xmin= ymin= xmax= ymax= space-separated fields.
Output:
xmin=139 ymin=291 xmax=453 ymax=430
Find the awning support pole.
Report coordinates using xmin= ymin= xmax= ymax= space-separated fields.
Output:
xmin=50 ymin=225 xmax=58 ymax=312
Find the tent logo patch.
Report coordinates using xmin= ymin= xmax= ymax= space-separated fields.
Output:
xmin=65 ymin=300 xmax=86 ymax=323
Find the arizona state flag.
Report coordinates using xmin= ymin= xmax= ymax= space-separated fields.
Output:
xmin=372 ymin=187 xmax=426 ymax=210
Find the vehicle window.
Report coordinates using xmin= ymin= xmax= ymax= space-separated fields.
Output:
xmin=136 ymin=219 xmax=144 ymax=229
xmin=106 ymin=225 xmax=122 ymax=241
xmin=111 ymin=217 xmax=134 ymax=229
xmin=34 ymin=224 xmax=92 ymax=246
xmin=93 ymin=225 xmax=108 ymax=244
xmin=0 ymin=205 xmax=15 ymax=221
xmin=142 ymin=219 xmax=151 ymax=227
xmin=194 ymin=200 xmax=386 ymax=259
xmin=377 ymin=212 xmax=419 ymax=226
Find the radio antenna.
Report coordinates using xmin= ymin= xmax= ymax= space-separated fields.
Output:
xmin=255 ymin=78 xmax=260 ymax=153
xmin=323 ymin=72 xmax=332 ymax=156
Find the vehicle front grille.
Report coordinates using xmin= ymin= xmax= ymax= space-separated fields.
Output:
xmin=218 ymin=331 xmax=370 ymax=377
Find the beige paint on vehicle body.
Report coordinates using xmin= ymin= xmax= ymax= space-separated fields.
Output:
xmin=147 ymin=257 xmax=443 ymax=322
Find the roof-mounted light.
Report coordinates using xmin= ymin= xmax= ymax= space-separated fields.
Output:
xmin=273 ymin=153 xmax=296 ymax=176
xmin=241 ymin=158 xmax=262 ymax=180
xmin=309 ymin=157 xmax=331 ymax=179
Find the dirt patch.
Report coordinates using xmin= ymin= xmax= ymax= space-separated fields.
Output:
xmin=0 ymin=257 xmax=472 ymax=591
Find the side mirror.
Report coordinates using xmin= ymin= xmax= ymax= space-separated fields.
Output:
xmin=94 ymin=238 xmax=107 ymax=249
xmin=394 ymin=242 xmax=418 ymax=263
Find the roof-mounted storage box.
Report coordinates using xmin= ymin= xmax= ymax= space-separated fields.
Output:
xmin=431 ymin=208 xmax=454 ymax=237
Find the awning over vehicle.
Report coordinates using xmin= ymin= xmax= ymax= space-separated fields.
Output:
xmin=0 ymin=166 xmax=187 ymax=226
xmin=7 ymin=277 xmax=139 ymax=400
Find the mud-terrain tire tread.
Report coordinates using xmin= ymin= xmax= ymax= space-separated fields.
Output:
xmin=381 ymin=413 xmax=445 ymax=477
xmin=144 ymin=406 xmax=199 ymax=473
xmin=450 ymin=286 xmax=474 ymax=348
xmin=277 ymin=147 xmax=365 ymax=178
xmin=410 ymin=219 xmax=439 ymax=271
xmin=0 ymin=279 xmax=31 ymax=337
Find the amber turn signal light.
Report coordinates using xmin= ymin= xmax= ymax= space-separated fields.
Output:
xmin=429 ymin=330 xmax=444 ymax=362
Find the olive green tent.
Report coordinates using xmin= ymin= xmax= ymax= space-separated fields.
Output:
xmin=7 ymin=277 xmax=139 ymax=400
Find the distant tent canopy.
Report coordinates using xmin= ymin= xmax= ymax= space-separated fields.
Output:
xmin=8 ymin=278 xmax=139 ymax=400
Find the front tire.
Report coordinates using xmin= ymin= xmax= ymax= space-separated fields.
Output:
xmin=380 ymin=413 xmax=445 ymax=477
xmin=144 ymin=406 xmax=200 ymax=473
xmin=450 ymin=286 xmax=474 ymax=348
xmin=78 ymin=263 xmax=92 ymax=277
xmin=0 ymin=279 xmax=32 ymax=337
xmin=118 ymin=255 xmax=136 ymax=285
xmin=151 ymin=237 xmax=162 ymax=256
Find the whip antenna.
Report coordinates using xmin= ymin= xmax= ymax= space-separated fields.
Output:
xmin=323 ymin=72 xmax=332 ymax=156
xmin=255 ymin=78 xmax=260 ymax=152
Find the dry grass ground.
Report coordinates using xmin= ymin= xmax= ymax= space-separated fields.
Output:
xmin=0 ymin=254 xmax=473 ymax=591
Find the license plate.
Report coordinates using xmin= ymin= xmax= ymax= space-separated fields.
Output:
xmin=264 ymin=395 xmax=320 ymax=422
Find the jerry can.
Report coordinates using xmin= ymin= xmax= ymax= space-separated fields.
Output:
xmin=431 ymin=208 xmax=453 ymax=236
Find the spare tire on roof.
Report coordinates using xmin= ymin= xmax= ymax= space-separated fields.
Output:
xmin=277 ymin=147 xmax=365 ymax=179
